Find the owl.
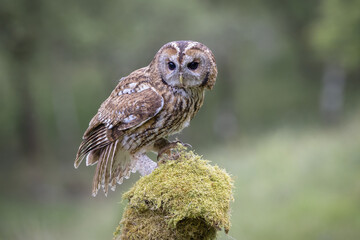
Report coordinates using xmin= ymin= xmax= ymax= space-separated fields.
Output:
xmin=74 ymin=40 xmax=217 ymax=196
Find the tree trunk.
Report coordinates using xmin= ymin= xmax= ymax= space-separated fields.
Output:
xmin=320 ymin=62 xmax=346 ymax=124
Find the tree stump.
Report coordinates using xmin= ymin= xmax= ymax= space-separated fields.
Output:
xmin=113 ymin=146 xmax=233 ymax=240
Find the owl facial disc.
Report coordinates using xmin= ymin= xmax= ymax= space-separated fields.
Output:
xmin=157 ymin=41 xmax=217 ymax=89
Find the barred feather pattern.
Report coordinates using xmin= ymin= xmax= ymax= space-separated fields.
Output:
xmin=74 ymin=40 xmax=217 ymax=196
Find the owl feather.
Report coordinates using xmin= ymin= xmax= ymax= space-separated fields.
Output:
xmin=74 ymin=40 xmax=217 ymax=196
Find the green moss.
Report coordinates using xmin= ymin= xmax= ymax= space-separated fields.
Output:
xmin=114 ymin=145 xmax=234 ymax=240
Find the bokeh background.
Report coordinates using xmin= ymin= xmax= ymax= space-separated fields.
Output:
xmin=1 ymin=0 xmax=360 ymax=239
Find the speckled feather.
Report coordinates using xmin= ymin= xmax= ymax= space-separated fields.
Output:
xmin=74 ymin=40 xmax=217 ymax=196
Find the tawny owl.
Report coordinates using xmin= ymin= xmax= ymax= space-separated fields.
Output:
xmin=74 ymin=40 xmax=217 ymax=196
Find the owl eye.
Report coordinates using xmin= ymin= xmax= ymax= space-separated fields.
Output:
xmin=168 ymin=61 xmax=176 ymax=70
xmin=187 ymin=61 xmax=199 ymax=70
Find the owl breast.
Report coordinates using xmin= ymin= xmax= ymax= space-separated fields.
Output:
xmin=120 ymin=86 xmax=204 ymax=153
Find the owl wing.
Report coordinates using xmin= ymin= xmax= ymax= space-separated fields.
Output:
xmin=75 ymin=74 xmax=164 ymax=196
xmin=94 ymin=79 xmax=164 ymax=133
xmin=75 ymin=76 xmax=164 ymax=166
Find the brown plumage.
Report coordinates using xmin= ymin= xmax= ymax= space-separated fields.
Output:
xmin=74 ymin=41 xmax=217 ymax=196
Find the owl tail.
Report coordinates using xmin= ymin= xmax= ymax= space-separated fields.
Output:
xmin=74 ymin=124 xmax=136 ymax=196
xmin=76 ymin=140 xmax=135 ymax=197
xmin=88 ymin=141 xmax=136 ymax=197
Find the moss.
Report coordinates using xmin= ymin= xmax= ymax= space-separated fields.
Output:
xmin=114 ymin=145 xmax=234 ymax=240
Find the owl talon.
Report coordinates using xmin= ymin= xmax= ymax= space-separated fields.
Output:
xmin=157 ymin=140 xmax=191 ymax=162
xmin=182 ymin=142 xmax=192 ymax=149
xmin=173 ymin=139 xmax=192 ymax=149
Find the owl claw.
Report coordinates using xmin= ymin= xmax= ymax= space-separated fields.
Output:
xmin=173 ymin=138 xmax=192 ymax=149
xmin=182 ymin=142 xmax=192 ymax=149
xmin=157 ymin=140 xmax=191 ymax=162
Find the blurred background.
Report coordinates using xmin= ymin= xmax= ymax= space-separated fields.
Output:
xmin=1 ymin=0 xmax=360 ymax=239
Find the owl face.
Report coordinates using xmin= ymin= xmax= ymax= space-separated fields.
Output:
xmin=156 ymin=41 xmax=217 ymax=90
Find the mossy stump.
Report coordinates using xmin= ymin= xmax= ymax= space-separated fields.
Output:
xmin=113 ymin=146 xmax=234 ymax=240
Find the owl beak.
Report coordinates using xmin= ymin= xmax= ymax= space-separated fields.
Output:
xmin=179 ymin=74 xmax=184 ymax=86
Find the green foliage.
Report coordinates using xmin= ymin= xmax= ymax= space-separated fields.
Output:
xmin=310 ymin=0 xmax=360 ymax=69
xmin=212 ymin=109 xmax=360 ymax=240
xmin=115 ymin=146 xmax=233 ymax=240
xmin=4 ymin=0 xmax=357 ymax=161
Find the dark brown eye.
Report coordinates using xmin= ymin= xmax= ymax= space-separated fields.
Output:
xmin=187 ymin=61 xmax=199 ymax=70
xmin=168 ymin=61 xmax=176 ymax=70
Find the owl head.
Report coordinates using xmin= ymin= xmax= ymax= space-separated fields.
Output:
xmin=153 ymin=41 xmax=217 ymax=90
